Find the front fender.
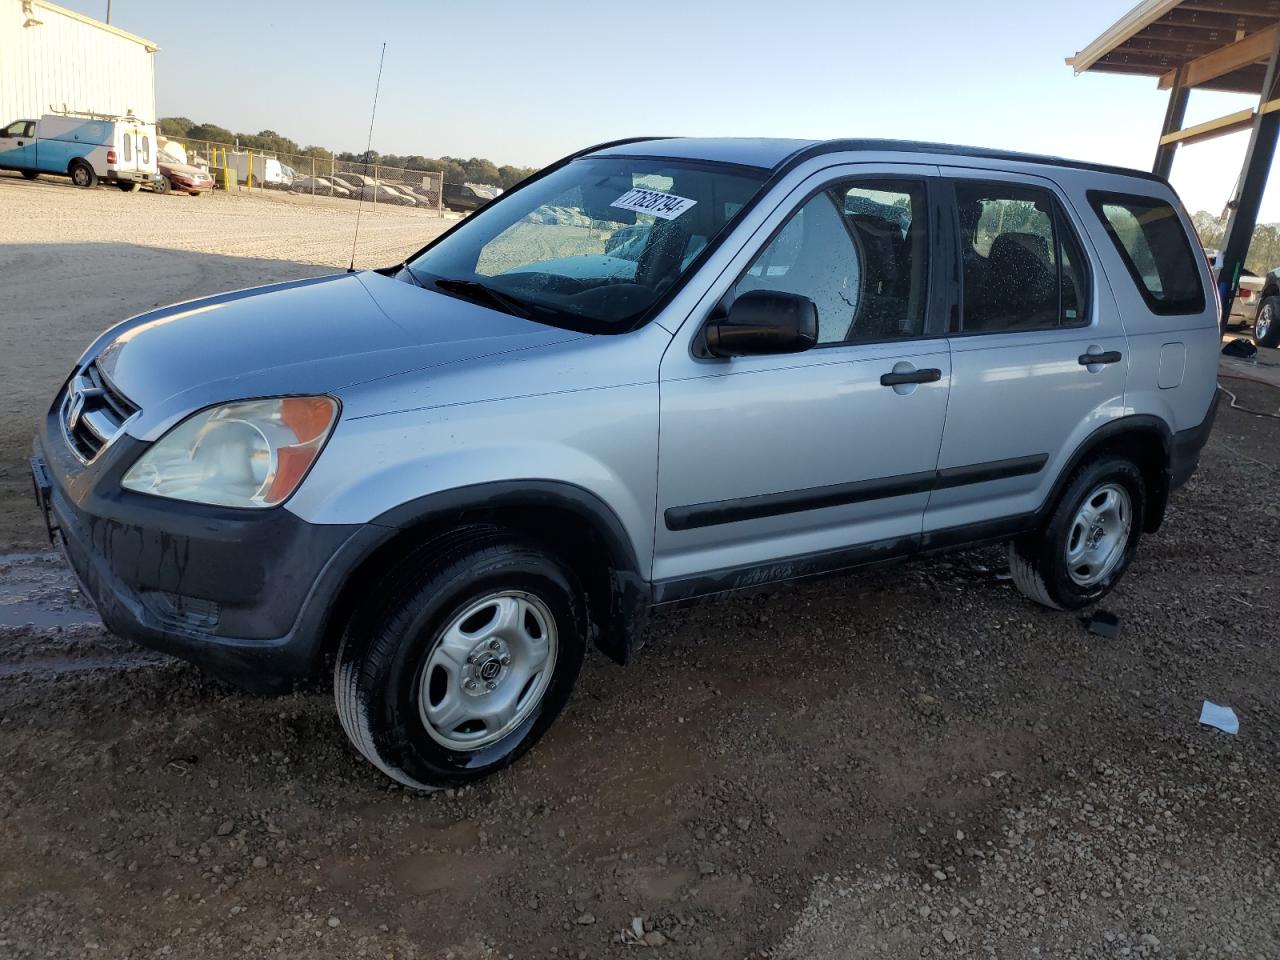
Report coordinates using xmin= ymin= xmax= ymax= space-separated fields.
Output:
xmin=285 ymin=381 xmax=660 ymax=577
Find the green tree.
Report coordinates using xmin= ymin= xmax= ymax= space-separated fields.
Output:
xmin=158 ymin=117 xmax=192 ymax=137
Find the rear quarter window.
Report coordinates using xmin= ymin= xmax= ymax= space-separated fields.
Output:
xmin=1088 ymin=191 xmax=1206 ymax=315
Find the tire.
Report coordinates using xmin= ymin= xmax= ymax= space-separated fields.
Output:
xmin=117 ymin=181 xmax=140 ymax=192
xmin=246 ymin=175 xmax=257 ymax=189
xmin=19 ymin=169 xmax=38 ymax=181
xmin=334 ymin=527 xmax=587 ymax=791
xmin=1256 ymin=296 xmax=1280 ymax=349
xmin=154 ymin=176 xmax=171 ymax=195
xmin=69 ymin=161 xmax=96 ymax=188
xmin=1008 ymin=456 xmax=1145 ymax=610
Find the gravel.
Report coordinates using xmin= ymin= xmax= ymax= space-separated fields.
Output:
xmin=1 ymin=175 xmax=1278 ymax=958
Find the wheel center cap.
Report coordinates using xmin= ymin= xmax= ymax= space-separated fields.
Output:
xmin=478 ymin=658 xmax=502 ymax=681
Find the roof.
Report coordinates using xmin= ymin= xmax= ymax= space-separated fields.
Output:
xmin=592 ymin=137 xmax=819 ymax=169
xmin=1067 ymin=0 xmax=1280 ymax=94
xmin=34 ymin=0 xmax=160 ymax=52
xmin=589 ymin=137 xmax=1161 ymax=183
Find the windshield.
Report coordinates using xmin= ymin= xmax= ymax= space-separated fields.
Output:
xmin=403 ymin=157 xmax=768 ymax=333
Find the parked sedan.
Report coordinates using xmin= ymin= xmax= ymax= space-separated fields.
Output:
xmin=156 ymin=150 xmax=213 ymax=196
xmin=1233 ymin=267 xmax=1280 ymax=348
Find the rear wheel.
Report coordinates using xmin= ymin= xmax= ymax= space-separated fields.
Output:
xmin=1256 ymin=296 xmax=1280 ymax=348
xmin=69 ymin=161 xmax=96 ymax=188
xmin=1008 ymin=456 xmax=1145 ymax=610
xmin=19 ymin=169 xmax=38 ymax=181
xmin=334 ymin=528 xmax=586 ymax=790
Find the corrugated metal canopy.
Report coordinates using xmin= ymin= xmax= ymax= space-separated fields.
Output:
xmin=1068 ymin=0 xmax=1280 ymax=93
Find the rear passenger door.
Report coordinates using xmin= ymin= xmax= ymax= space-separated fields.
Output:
xmin=923 ymin=170 xmax=1127 ymax=542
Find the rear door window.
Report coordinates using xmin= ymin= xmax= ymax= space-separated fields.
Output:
xmin=1088 ymin=192 xmax=1205 ymax=315
xmin=953 ymin=181 xmax=1090 ymax=333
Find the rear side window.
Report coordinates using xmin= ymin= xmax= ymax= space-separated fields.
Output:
xmin=1088 ymin=192 xmax=1205 ymax=315
xmin=953 ymin=181 xmax=1090 ymax=333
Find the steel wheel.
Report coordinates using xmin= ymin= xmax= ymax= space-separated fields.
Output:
xmin=1065 ymin=482 xmax=1132 ymax=587
xmin=71 ymin=164 xmax=92 ymax=187
xmin=417 ymin=590 xmax=558 ymax=751
xmin=1257 ymin=302 xmax=1273 ymax=342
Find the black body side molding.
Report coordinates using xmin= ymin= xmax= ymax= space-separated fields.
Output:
xmin=665 ymin=454 xmax=1049 ymax=532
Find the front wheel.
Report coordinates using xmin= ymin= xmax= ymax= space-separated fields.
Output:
xmin=19 ymin=169 xmax=38 ymax=181
xmin=1009 ymin=456 xmax=1145 ymax=610
xmin=1256 ymin=296 xmax=1280 ymax=348
xmin=334 ymin=528 xmax=586 ymax=790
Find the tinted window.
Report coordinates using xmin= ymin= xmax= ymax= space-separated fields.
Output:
xmin=735 ymin=178 xmax=930 ymax=344
xmin=1089 ymin=192 xmax=1205 ymax=315
xmin=955 ymin=182 xmax=1090 ymax=333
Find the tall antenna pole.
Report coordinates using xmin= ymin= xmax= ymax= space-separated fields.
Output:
xmin=106 ymin=0 xmax=112 ymax=22
xmin=349 ymin=42 xmax=387 ymax=273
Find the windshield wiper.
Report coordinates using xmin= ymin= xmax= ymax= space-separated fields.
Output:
xmin=430 ymin=277 xmax=534 ymax=320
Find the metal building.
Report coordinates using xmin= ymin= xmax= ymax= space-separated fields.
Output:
xmin=1 ymin=0 xmax=158 ymax=126
xmin=1068 ymin=0 xmax=1280 ymax=321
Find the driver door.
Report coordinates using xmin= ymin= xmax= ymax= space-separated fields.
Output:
xmin=0 ymin=120 xmax=36 ymax=169
xmin=653 ymin=165 xmax=952 ymax=595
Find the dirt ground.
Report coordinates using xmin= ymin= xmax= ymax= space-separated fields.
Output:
xmin=2 ymin=177 xmax=1280 ymax=959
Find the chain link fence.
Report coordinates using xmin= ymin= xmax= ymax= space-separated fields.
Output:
xmin=161 ymin=137 xmax=448 ymax=214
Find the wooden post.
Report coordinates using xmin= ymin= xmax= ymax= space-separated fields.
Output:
xmin=1153 ymin=65 xmax=1188 ymax=181
xmin=1218 ymin=30 xmax=1280 ymax=325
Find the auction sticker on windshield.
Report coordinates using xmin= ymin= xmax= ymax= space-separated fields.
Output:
xmin=611 ymin=188 xmax=697 ymax=220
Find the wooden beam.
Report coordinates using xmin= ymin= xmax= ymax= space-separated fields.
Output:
xmin=1162 ymin=8 xmax=1279 ymax=31
xmin=1178 ymin=1 xmax=1280 ymax=16
xmin=1158 ymin=107 xmax=1257 ymax=146
xmin=1158 ymin=23 xmax=1280 ymax=88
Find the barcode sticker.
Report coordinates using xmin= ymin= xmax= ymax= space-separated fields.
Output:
xmin=611 ymin=188 xmax=697 ymax=221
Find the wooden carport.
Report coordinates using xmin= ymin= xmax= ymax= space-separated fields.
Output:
xmin=1068 ymin=0 xmax=1280 ymax=319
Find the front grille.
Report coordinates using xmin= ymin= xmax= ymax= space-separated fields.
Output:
xmin=62 ymin=361 xmax=139 ymax=462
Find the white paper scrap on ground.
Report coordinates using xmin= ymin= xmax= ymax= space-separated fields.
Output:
xmin=1199 ymin=701 xmax=1239 ymax=735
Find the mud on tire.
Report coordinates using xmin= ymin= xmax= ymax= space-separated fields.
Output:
xmin=1008 ymin=456 xmax=1146 ymax=611
xmin=334 ymin=526 xmax=587 ymax=791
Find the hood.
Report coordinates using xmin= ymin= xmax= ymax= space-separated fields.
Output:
xmin=92 ymin=272 xmax=584 ymax=439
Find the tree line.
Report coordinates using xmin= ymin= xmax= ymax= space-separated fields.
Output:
xmin=1191 ymin=209 xmax=1280 ymax=276
xmin=156 ymin=117 xmax=537 ymax=189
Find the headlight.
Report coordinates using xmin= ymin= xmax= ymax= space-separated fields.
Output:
xmin=122 ymin=396 xmax=338 ymax=508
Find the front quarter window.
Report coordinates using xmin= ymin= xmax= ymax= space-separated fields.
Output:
xmin=405 ymin=157 xmax=766 ymax=333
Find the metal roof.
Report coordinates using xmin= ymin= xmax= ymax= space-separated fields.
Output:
xmin=34 ymin=0 xmax=160 ymax=52
xmin=1068 ymin=0 xmax=1280 ymax=94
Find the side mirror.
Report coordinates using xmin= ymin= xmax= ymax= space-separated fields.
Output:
xmin=705 ymin=290 xmax=818 ymax=358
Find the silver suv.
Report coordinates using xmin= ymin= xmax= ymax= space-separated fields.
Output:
xmin=32 ymin=138 xmax=1221 ymax=790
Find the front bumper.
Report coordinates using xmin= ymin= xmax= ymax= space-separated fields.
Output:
xmin=33 ymin=407 xmax=390 ymax=691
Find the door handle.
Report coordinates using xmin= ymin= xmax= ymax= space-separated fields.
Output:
xmin=1078 ymin=351 xmax=1122 ymax=366
xmin=880 ymin=367 xmax=942 ymax=387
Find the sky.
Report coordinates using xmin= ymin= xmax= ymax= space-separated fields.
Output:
xmin=62 ymin=0 xmax=1280 ymax=220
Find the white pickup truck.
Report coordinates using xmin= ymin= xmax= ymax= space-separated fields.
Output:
xmin=0 ymin=112 xmax=157 ymax=190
